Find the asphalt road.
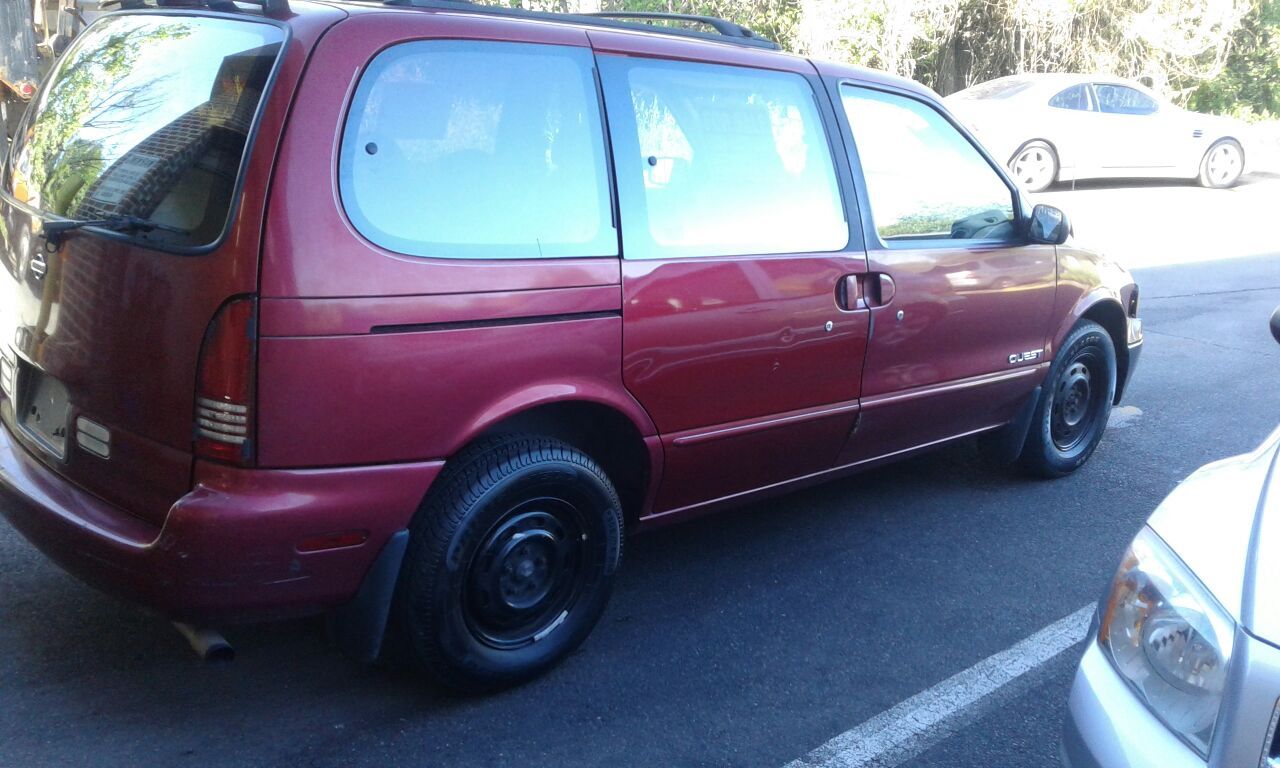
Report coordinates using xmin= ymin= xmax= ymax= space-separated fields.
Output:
xmin=2 ymin=177 xmax=1279 ymax=768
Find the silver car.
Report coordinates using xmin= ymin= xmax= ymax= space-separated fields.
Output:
xmin=1062 ymin=307 xmax=1280 ymax=767
xmin=946 ymin=74 xmax=1248 ymax=192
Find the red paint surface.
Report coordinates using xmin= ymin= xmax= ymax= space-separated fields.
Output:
xmin=0 ymin=421 xmax=441 ymax=623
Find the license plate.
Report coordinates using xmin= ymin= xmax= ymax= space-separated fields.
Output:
xmin=19 ymin=367 xmax=70 ymax=458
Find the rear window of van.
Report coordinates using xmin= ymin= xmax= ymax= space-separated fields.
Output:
xmin=4 ymin=14 xmax=285 ymax=250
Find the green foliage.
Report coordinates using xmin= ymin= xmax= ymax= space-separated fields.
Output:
xmin=1186 ymin=0 xmax=1280 ymax=120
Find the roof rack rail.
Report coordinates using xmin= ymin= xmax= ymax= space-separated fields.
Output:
xmin=583 ymin=11 xmax=766 ymax=42
xmin=101 ymin=0 xmax=291 ymax=17
xmin=380 ymin=0 xmax=782 ymax=50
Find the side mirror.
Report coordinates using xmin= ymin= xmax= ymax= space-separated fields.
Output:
xmin=1271 ymin=305 xmax=1280 ymax=345
xmin=1028 ymin=204 xmax=1070 ymax=245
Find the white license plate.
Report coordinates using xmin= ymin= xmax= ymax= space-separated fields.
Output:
xmin=19 ymin=368 xmax=70 ymax=458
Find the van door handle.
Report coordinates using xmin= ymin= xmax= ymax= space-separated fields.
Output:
xmin=28 ymin=253 xmax=47 ymax=280
xmin=840 ymin=274 xmax=896 ymax=310
xmin=836 ymin=274 xmax=864 ymax=311
xmin=870 ymin=274 xmax=896 ymax=306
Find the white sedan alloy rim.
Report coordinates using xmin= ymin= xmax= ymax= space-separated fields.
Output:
xmin=1205 ymin=143 xmax=1242 ymax=185
xmin=1012 ymin=146 xmax=1054 ymax=190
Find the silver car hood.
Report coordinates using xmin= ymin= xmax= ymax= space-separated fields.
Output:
xmin=1147 ymin=425 xmax=1280 ymax=643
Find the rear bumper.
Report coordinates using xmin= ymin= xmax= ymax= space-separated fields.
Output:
xmin=0 ymin=422 xmax=441 ymax=623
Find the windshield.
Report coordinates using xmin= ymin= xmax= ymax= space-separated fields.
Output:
xmin=4 ymin=14 xmax=285 ymax=250
xmin=952 ymin=78 xmax=1034 ymax=101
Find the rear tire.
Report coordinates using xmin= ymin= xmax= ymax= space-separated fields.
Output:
xmin=1017 ymin=321 xmax=1116 ymax=478
xmin=1009 ymin=141 xmax=1058 ymax=193
xmin=395 ymin=435 xmax=623 ymax=693
xmin=1198 ymin=138 xmax=1244 ymax=188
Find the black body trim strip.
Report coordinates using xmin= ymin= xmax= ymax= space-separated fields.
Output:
xmin=369 ymin=310 xmax=620 ymax=335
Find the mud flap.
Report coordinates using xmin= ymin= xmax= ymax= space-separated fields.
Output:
xmin=979 ymin=385 xmax=1041 ymax=464
xmin=329 ymin=530 xmax=408 ymax=664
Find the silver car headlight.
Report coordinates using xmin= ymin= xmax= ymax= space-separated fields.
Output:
xmin=1099 ymin=527 xmax=1235 ymax=757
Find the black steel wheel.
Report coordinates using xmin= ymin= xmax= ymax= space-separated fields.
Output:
xmin=395 ymin=435 xmax=623 ymax=693
xmin=1019 ymin=320 xmax=1116 ymax=477
xmin=463 ymin=500 xmax=588 ymax=650
xmin=1050 ymin=354 xmax=1106 ymax=454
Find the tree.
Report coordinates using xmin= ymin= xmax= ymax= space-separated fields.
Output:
xmin=1186 ymin=0 xmax=1279 ymax=119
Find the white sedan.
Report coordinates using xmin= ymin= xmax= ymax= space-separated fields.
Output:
xmin=946 ymin=74 xmax=1248 ymax=191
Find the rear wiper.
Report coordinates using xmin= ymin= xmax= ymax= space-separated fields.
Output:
xmin=41 ymin=215 xmax=190 ymax=246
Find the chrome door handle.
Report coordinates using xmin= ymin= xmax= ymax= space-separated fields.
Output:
xmin=28 ymin=253 xmax=47 ymax=280
xmin=836 ymin=274 xmax=864 ymax=311
xmin=838 ymin=273 xmax=896 ymax=310
xmin=873 ymin=274 xmax=896 ymax=305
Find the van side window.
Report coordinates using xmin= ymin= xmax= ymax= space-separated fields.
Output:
xmin=841 ymin=86 xmax=1016 ymax=243
xmin=599 ymin=57 xmax=848 ymax=260
xmin=339 ymin=41 xmax=616 ymax=260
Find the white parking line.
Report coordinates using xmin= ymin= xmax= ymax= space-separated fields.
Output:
xmin=783 ymin=604 xmax=1095 ymax=768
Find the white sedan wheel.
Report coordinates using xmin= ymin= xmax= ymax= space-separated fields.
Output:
xmin=1010 ymin=142 xmax=1057 ymax=193
xmin=1199 ymin=139 xmax=1243 ymax=189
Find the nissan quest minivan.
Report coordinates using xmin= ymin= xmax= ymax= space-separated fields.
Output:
xmin=0 ymin=0 xmax=1142 ymax=691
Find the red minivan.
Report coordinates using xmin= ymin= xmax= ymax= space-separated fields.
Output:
xmin=0 ymin=0 xmax=1142 ymax=691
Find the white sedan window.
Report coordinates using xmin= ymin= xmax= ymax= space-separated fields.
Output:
xmin=1094 ymin=85 xmax=1159 ymax=116
xmin=1049 ymin=85 xmax=1092 ymax=111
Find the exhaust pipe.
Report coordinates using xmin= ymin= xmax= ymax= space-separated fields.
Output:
xmin=173 ymin=622 xmax=234 ymax=663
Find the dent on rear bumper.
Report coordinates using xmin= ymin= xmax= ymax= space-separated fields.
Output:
xmin=1062 ymin=643 xmax=1204 ymax=768
xmin=0 ymin=423 xmax=442 ymax=623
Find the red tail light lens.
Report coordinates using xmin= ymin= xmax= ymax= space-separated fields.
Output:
xmin=17 ymin=81 xmax=35 ymax=99
xmin=195 ymin=297 xmax=256 ymax=466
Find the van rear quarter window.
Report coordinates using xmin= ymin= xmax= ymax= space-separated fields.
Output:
xmin=4 ymin=14 xmax=285 ymax=250
xmin=338 ymin=40 xmax=616 ymax=260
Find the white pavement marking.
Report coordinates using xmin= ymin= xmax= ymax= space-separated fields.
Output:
xmin=784 ymin=604 xmax=1095 ymax=768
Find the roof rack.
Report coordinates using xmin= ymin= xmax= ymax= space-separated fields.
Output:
xmin=380 ymin=0 xmax=781 ymax=50
xmin=102 ymin=0 xmax=291 ymax=16
xmin=583 ymin=11 xmax=769 ymax=42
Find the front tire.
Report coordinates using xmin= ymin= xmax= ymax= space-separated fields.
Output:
xmin=395 ymin=435 xmax=624 ymax=693
xmin=1009 ymin=141 xmax=1058 ymax=193
xmin=1198 ymin=138 xmax=1244 ymax=188
xmin=1018 ymin=321 xmax=1116 ymax=478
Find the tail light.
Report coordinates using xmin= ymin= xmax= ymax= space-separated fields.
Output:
xmin=17 ymin=81 xmax=35 ymax=99
xmin=194 ymin=297 xmax=256 ymax=466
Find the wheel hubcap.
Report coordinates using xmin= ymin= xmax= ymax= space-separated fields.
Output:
xmin=464 ymin=500 xmax=586 ymax=649
xmin=1013 ymin=148 xmax=1053 ymax=189
xmin=1207 ymin=144 xmax=1241 ymax=184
